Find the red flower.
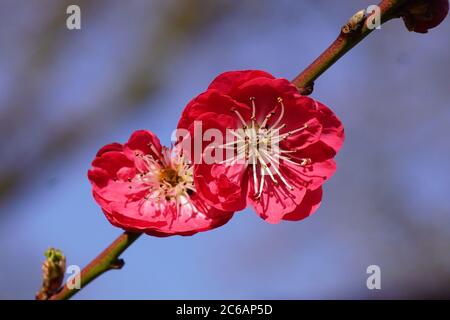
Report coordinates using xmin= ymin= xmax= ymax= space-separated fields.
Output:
xmin=401 ymin=0 xmax=449 ymax=33
xmin=178 ymin=70 xmax=344 ymax=223
xmin=88 ymin=130 xmax=233 ymax=236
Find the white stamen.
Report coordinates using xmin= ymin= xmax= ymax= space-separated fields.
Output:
xmin=214 ymin=97 xmax=313 ymax=199
xmin=257 ymin=166 xmax=265 ymax=198
xmin=259 ymin=149 xmax=294 ymax=190
xmin=269 ymin=97 xmax=285 ymax=130
xmin=253 ymin=148 xmax=278 ymax=184
xmin=137 ymin=146 xmax=196 ymax=205
xmin=271 ymin=123 xmax=308 ymax=142
xmin=250 ymin=97 xmax=256 ymax=120
xmin=252 ymin=157 xmax=258 ymax=195
xmin=232 ymin=109 xmax=248 ymax=127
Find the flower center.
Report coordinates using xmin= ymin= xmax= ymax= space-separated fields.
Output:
xmin=136 ymin=147 xmax=196 ymax=203
xmin=159 ymin=168 xmax=180 ymax=187
xmin=220 ymin=97 xmax=311 ymax=200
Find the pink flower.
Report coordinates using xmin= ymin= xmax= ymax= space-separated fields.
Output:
xmin=178 ymin=70 xmax=344 ymax=223
xmin=88 ymin=130 xmax=233 ymax=236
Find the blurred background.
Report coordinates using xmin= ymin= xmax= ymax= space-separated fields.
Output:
xmin=0 ymin=0 xmax=449 ymax=299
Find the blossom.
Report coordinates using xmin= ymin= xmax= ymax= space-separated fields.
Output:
xmin=88 ymin=130 xmax=233 ymax=236
xmin=178 ymin=70 xmax=344 ymax=223
xmin=401 ymin=0 xmax=449 ymax=33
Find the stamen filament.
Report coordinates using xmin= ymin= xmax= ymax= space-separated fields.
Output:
xmin=260 ymin=149 xmax=294 ymax=190
xmin=257 ymin=166 xmax=265 ymax=198
xmin=250 ymin=97 xmax=256 ymax=120
xmin=252 ymin=157 xmax=258 ymax=195
xmin=253 ymin=148 xmax=278 ymax=184
xmin=232 ymin=109 xmax=248 ymax=127
xmin=271 ymin=123 xmax=308 ymax=142
xmin=269 ymin=97 xmax=285 ymax=130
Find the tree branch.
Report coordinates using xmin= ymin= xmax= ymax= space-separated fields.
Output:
xmin=47 ymin=231 xmax=141 ymax=300
xmin=292 ymin=0 xmax=408 ymax=94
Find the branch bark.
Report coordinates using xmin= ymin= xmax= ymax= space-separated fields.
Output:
xmin=47 ymin=232 xmax=141 ymax=300
xmin=292 ymin=0 xmax=408 ymax=94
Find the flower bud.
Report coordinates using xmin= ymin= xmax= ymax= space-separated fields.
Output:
xmin=401 ymin=0 xmax=449 ymax=33
xmin=35 ymin=248 xmax=66 ymax=300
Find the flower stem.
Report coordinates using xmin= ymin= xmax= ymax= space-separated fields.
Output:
xmin=48 ymin=231 xmax=141 ymax=300
xmin=292 ymin=0 xmax=408 ymax=95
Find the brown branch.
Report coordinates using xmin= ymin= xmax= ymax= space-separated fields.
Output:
xmin=45 ymin=232 xmax=141 ymax=300
xmin=292 ymin=0 xmax=408 ymax=95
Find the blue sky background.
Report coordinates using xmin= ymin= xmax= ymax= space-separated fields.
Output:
xmin=0 ymin=0 xmax=449 ymax=299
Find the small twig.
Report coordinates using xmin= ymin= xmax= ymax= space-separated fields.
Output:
xmin=47 ymin=231 xmax=141 ymax=300
xmin=292 ymin=0 xmax=408 ymax=95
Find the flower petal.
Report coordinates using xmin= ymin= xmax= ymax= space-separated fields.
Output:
xmin=178 ymin=90 xmax=250 ymax=130
xmin=208 ymin=70 xmax=274 ymax=94
xmin=124 ymin=130 xmax=162 ymax=160
xmin=309 ymin=99 xmax=345 ymax=153
xmin=194 ymin=162 xmax=248 ymax=212
xmin=247 ymin=163 xmax=309 ymax=224
xmin=283 ymin=158 xmax=336 ymax=190
xmin=283 ymin=187 xmax=323 ymax=221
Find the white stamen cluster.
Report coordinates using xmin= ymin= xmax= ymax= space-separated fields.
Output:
xmin=219 ymin=97 xmax=311 ymax=200
xmin=135 ymin=146 xmax=196 ymax=207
